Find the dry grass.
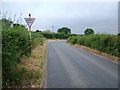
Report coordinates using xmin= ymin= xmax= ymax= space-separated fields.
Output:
xmin=17 ymin=41 xmax=47 ymax=88
xmin=72 ymin=44 xmax=120 ymax=64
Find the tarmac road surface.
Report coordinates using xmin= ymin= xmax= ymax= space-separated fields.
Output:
xmin=46 ymin=40 xmax=118 ymax=88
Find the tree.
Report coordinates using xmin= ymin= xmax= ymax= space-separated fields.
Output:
xmin=84 ymin=28 xmax=94 ymax=35
xmin=36 ymin=30 xmax=41 ymax=32
xmin=57 ymin=27 xmax=71 ymax=34
xmin=43 ymin=30 xmax=52 ymax=33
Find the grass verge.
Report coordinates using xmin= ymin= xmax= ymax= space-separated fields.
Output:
xmin=17 ymin=40 xmax=47 ymax=88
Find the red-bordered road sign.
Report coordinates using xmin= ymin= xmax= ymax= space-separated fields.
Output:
xmin=24 ymin=18 xmax=35 ymax=29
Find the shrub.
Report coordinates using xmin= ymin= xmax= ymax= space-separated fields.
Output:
xmin=40 ymin=33 xmax=77 ymax=39
xmin=67 ymin=34 xmax=119 ymax=57
xmin=2 ymin=19 xmax=44 ymax=88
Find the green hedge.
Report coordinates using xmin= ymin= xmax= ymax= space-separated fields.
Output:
xmin=39 ymin=33 xmax=77 ymax=39
xmin=67 ymin=34 xmax=119 ymax=57
xmin=2 ymin=26 xmax=30 ymax=88
xmin=31 ymin=32 xmax=44 ymax=49
xmin=2 ymin=19 xmax=44 ymax=88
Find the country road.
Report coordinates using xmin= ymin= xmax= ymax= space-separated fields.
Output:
xmin=46 ymin=40 xmax=118 ymax=88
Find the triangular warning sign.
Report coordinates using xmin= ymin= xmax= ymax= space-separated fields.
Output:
xmin=25 ymin=18 xmax=35 ymax=28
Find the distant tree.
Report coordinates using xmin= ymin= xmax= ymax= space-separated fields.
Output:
xmin=36 ymin=30 xmax=41 ymax=32
xmin=84 ymin=28 xmax=94 ymax=35
xmin=57 ymin=27 xmax=71 ymax=34
xmin=43 ymin=30 xmax=52 ymax=33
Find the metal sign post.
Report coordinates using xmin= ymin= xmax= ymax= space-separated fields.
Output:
xmin=24 ymin=14 xmax=35 ymax=52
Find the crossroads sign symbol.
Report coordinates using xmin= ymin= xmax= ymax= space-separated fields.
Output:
xmin=24 ymin=18 xmax=35 ymax=29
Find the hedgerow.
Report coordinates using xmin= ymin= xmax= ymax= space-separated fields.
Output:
xmin=31 ymin=32 xmax=44 ymax=49
xmin=2 ymin=19 xmax=44 ymax=88
xmin=40 ymin=33 xmax=77 ymax=39
xmin=67 ymin=34 xmax=119 ymax=57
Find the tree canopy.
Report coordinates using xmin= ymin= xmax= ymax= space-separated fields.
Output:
xmin=57 ymin=27 xmax=71 ymax=34
xmin=36 ymin=30 xmax=42 ymax=32
xmin=43 ymin=30 xmax=52 ymax=33
xmin=84 ymin=28 xmax=94 ymax=35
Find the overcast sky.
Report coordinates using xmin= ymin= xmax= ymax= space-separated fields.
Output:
xmin=2 ymin=1 xmax=118 ymax=34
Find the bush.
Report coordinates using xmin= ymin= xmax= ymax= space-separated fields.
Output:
xmin=67 ymin=34 xmax=119 ymax=57
xmin=2 ymin=19 xmax=44 ymax=88
xmin=31 ymin=32 xmax=44 ymax=49
xmin=2 ymin=27 xmax=30 ymax=88
xmin=40 ymin=33 xmax=77 ymax=39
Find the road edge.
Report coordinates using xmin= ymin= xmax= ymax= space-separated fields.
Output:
xmin=68 ymin=43 xmax=119 ymax=64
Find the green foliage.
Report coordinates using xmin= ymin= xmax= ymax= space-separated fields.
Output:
xmin=2 ymin=20 xmax=30 ymax=88
xmin=31 ymin=32 xmax=44 ymax=49
xmin=2 ymin=19 xmax=44 ymax=88
xmin=57 ymin=27 xmax=71 ymax=34
xmin=67 ymin=34 xmax=119 ymax=57
xmin=1 ymin=19 xmax=13 ymax=29
xmin=41 ymin=33 xmax=77 ymax=39
xmin=2 ymin=26 xmax=30 ymax=60
xmin=84 ymin=28 xmax=94 ymax=35
xmin=42 ymin=30 xmax=52 ymax=33
xmin=67 ymin=36 xmax=78 ymax=44
xmin=28 ymin=70 xmax=42 ymax=79
xmin=40 ymin=61 xmax=44 ymax=69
